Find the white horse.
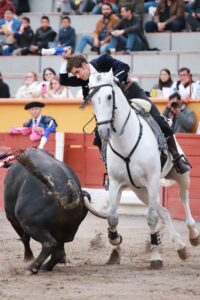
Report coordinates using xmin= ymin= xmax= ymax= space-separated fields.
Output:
xmin=86 ymin=70 xmax=200 ymax=269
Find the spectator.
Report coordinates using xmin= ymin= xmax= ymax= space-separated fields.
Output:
xmin=0 ymin=8 xmax=21 ymax=55
xmin=145 ymin=0 xmax=185 ymax=32
xmin=75 ymin=2 xmax=119 ymax=54
xmin=118 ymin=0 xmax=144 ymax=16
xmin=39 ymin=67 xmax=57 ymax=98
xmin=57 ymin=16 xmax=76 ymax=50
xmin=151 ymin=68 xmax=173 ymax=97
xmin=192 ymin=80 xmax=200 ymax=99
xmin=13 ymin=16 xmax=34 ymax=55
xmin=171 ymin=67 xmax=196 ymax=99
xmin=43 ymin=75 xmax=74 ymax=99
xmin=0 ymin=71 xmax=10 ymax=97
xmin=187 ymin=0 xmax=200 ymax=31
xmin=69 ymin=0 xmax=95 ymax=14
xmin=0 ymin=0 xmax=15 ymax=19
xmin=28 ymin=15 xmax=57 ymax=55
xmin=163 ymin=92 xmax=195 ymax=133
xmin=15 ymin=71 xmax=40 ymax=99
xmin=11 ymin=0 xmax=30 ymax=15
xmin=109 ymin=4 xmax=149 ymax=54
xmin=92 ymin=0 xmax=118 ymax=14
xmin=11 ymin=101 xmax=57 ymax=149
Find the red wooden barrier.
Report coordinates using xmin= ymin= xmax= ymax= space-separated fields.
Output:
xmin=64 ymin=133 xmax=105 ymax=188
xmin=0 ymin=134 xmax=56 ymax=210
xmin=163 ymin=134 xmax=200 ymax=221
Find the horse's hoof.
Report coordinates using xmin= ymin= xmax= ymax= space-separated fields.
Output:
xmin=106 ymin=248 xmax=121 ymax=265
xmin=190 ymin=235 xmax=200 ymax=247
xmin=109 ymin=234 xmax=122 ymax=246
xmin=25 ymin=269 xmax=33 ymax=276
xmin=24 ymin=256 xmax=34 ymax=263
xmin=177 ymin=246 xmax=190 ymax=260
xmin=150 ymin=260 xmax=163 ymax=270
xmin=25 ymin=267 xmax=38 ymax=275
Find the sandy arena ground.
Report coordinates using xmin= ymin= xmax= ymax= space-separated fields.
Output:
xmin=0 ymin=211 xmax=200 ymax=300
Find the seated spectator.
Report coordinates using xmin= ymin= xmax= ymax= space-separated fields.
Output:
xmin=75 ymin=2 xmax=119 ymax=54
xmin=28 ymin=15 xmax=57 ymax=55
xmin=192 ymin=80 xmax=200 ymax=99
xmin=39 ymin=68 xmax=57 ymax=98
xmin=145 ymin=0 xmax=185 ymax=32
xmin=163 ymin=92 xmax=195 ymax=133
xmin=0 ymin=71 xmax=10 ymax=97
xmin=151 ymin=68 xmax=173 ymax=97
xmin=42 ymin=75 xmax=74 ymax=99
xmin=10 ymin=101 xmax=57 ymax=149
xmin=57 ymin=16 xmax=76 ymax=50
xmin=92 ymin=0 xmax=118 ymax=14
xmin=109 ymin=4 xmax=149 ymax=54
xmin=15 ymin=71 xmax=40 ymax=99
xmin=13 ymin=16 xmax=34 ymax=55
xmin=70 ymin=0 xmax=95 ymax=14
xmin=171 ymin=67 xmax=196 ymax=99
xmin=187 ymin=0 xmax=200 ymax=31
xmin=11 ymin=0 xmax=30 ymax=15
xmin=0 ymin=0 xmax=15 ymax=19
xmin=118 ymin=0 xmax=144 ymax=16
xmin=0 ymin=8 xmax=21 ymax=55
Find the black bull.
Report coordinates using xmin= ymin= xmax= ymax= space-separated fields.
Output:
xmin=4 ymin=148 xmax=106 ymax=274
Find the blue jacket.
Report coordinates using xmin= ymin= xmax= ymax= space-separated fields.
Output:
xmin=59 ymin=54 xmax=130 ymax=99
xmin=0 ymin=18 xmax=21 ymax=33
xmin=58 ymin=26 xmax=76 ymax=49
xmin=23 ymin=116 xmax=57 ymax=138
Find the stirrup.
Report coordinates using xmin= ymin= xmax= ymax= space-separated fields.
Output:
xmin=103 ymin=173 xmax=109 ymax=191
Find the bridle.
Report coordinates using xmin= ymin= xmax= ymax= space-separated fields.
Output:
xmin=83 ymin=83 xmax=132 ymax=136
xmin=83 ymin=81 xmax=143 ymax=189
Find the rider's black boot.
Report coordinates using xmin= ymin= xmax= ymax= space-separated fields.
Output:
xmin=167 ymin=135 xmax=191 ymax=174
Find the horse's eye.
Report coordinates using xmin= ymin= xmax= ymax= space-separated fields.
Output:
xmin=107 ymin=94 xmax=112 ymax=100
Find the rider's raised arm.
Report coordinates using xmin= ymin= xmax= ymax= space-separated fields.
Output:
xmin=91 ymin=54 xmax=130 ymax=83
xmin=59 ymin=58 xmax=85 ymax=87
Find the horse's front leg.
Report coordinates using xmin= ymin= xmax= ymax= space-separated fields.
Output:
xmin=107 ymin=179 xmax=123 ymax=246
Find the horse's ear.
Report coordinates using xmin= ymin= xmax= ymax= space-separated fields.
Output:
xmin=108 ymin=69 xmax=114 ymax=77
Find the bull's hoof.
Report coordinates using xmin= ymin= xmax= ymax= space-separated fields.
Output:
xmin=177 ymin=246 xmax=190 ymax=260
xmin=106 ymin=248 xmax=121 ymax=265
xmin=150 ymin=260 xmax=163 ymax=270
xmin=190 ymin=235 xmax=200 ymax=247
xmin=109 ymin=235 xmax=122 ymax=246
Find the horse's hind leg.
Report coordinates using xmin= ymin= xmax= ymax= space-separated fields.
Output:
xmin=6 ymin=213 xmax=34 ymax=261
xmin=167 ymin=169 xmax=200 ymax=246
xmin=157 ymin=202 xmax=189 ymax=260
xmin=107 ymin=180 xmax=123 ymax=246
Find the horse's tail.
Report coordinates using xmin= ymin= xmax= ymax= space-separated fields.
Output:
xmin=16 ymin=150 xmax=81 ymax=210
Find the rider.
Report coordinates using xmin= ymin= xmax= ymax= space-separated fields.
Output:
xmin=59 ymin=49 xmax=191 ymax=174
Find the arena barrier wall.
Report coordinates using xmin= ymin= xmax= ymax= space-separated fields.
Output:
xmin=0 ymin=98 xmax=199 ymax=133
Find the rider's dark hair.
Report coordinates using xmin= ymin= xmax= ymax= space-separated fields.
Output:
xmin=67 ymin=54 xmax=88 ymax=72
xmin=169 ymin=92 xmax=181 ymax=101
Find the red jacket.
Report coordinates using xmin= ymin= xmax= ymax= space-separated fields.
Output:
xmin=0 ymin=0 xmax=16 ymax=18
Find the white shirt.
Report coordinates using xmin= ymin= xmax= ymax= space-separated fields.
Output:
xmin=171 ymin=81 xmax=196 ymax=99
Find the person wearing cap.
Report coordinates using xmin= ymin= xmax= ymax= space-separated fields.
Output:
xmin=10 ymin=101 xmax=57 ymax=149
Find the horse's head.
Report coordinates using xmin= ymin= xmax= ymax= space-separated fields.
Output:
xmin=87 ymin=70 xmax=115 ymax=142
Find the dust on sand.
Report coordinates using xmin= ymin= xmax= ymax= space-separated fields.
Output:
xmin=0 ymin=212 xmax=200 ymax=300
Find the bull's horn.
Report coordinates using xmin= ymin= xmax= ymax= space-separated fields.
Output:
xmin=83 ymin=196 xmax=107 ymax=219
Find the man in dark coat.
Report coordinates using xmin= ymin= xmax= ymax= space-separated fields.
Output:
xmin=13 ymin=16 xmax=34 ymax=55
xmin=59 ymin=49 xmax=190 ymax=174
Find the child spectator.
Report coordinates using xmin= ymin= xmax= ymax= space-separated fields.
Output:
xmin=28 ymin=15 xmax=57 ymax=55
xmin=0 ymin=8 xmax=21 ymax=55
xmin=15 ymin=71 xmax=40 ymax=98
xmin=13 ymin=16 xmax=34 ymax=55
xmin=57 ymin=16 xmax=76 ymax=50
xmin=0 ymin=71 xmax=10 ymax=97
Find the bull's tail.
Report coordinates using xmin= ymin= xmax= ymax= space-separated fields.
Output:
xmin=16 ymin=150 xmax=81 ymax=210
